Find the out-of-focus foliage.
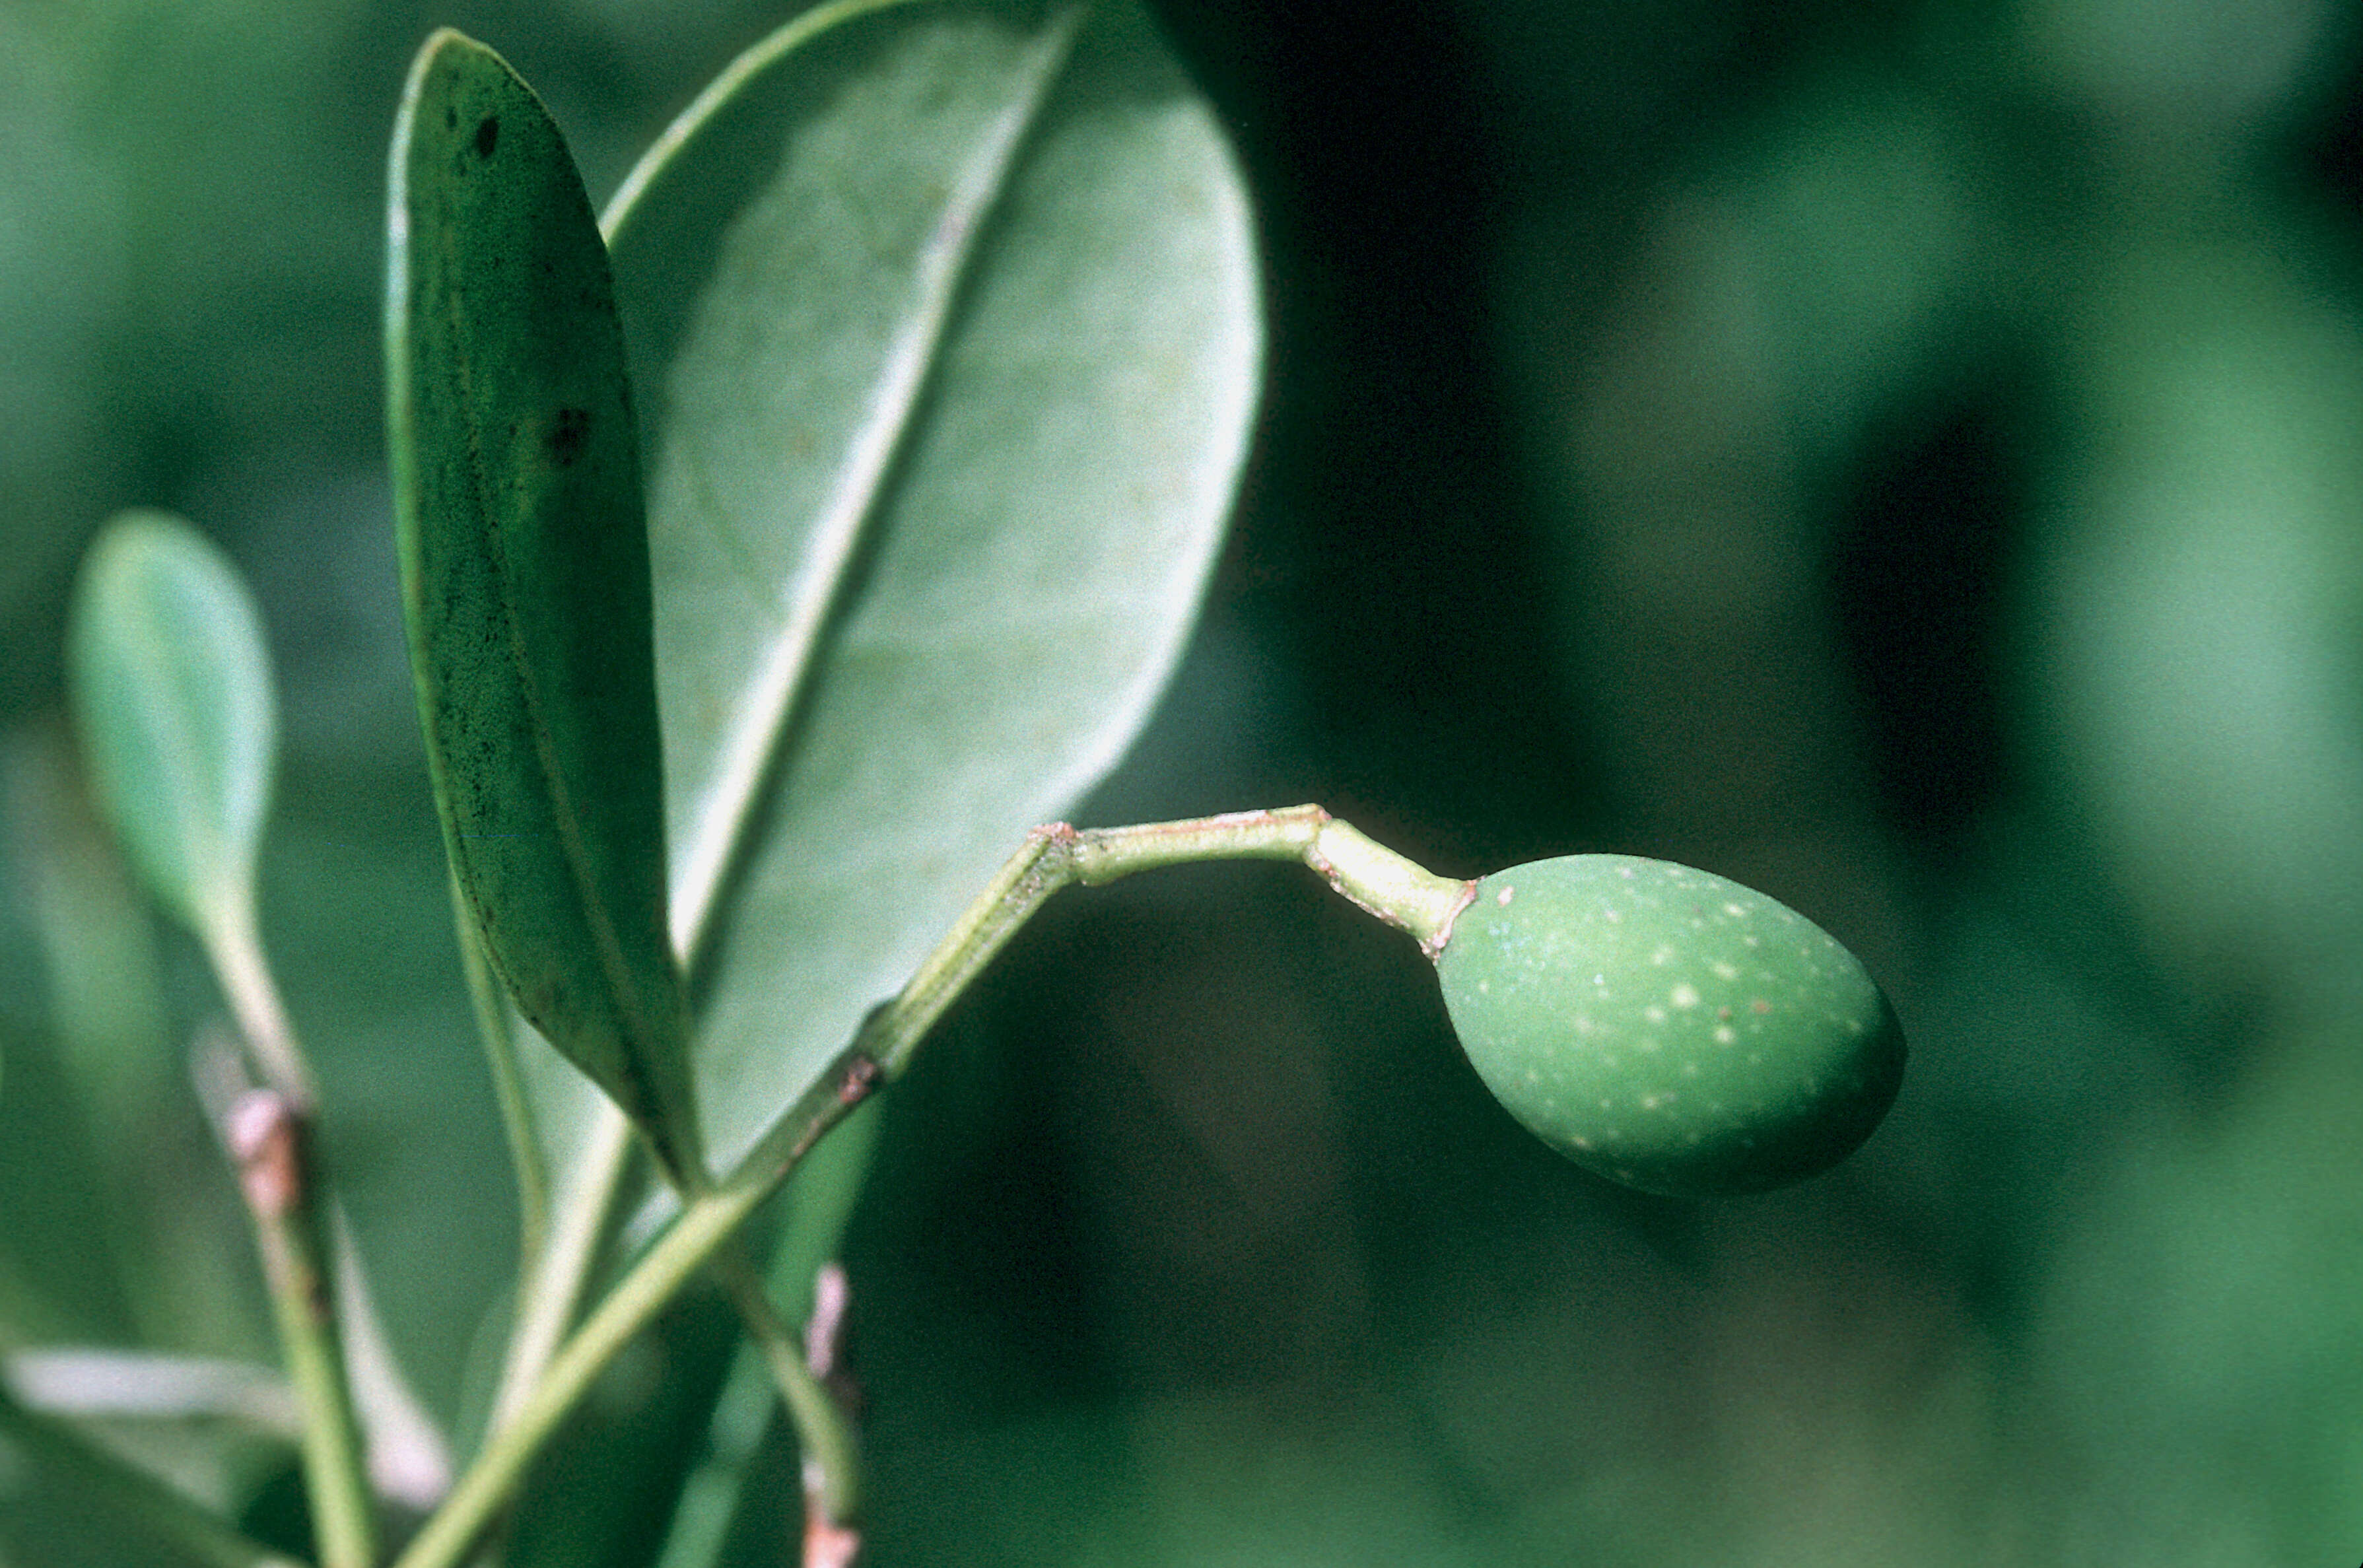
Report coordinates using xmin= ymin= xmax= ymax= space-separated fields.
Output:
xmin=69 ymin=512 xmax=277 ymax=976
xmin=6 ymin=0 xmax=2363 ymax=1562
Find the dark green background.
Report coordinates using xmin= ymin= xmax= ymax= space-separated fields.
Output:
xmin=6 ymin=0 xmax=2362 ymax=1561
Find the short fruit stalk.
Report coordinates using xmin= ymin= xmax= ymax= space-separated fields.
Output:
xmin=844 ymin=803 xmax=1906 ymax=1203
xmin=395 ymin=805 xmax=1908 ymax=1568
xmin=895 ymin=805 xmax=1909 ymax=1200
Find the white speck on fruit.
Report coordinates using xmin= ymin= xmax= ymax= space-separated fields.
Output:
xmin=1711 ymin=961 xmax=1738 ymax=981
xmin=1644 ymin=1006 xmax=1666 ymax=1024
xmin=1641 ymin=1094 xmax=1664 ymax=1110
xmin=1495 ymin=885 xmax=1514 ymax=906
xmin=1603 ymin=908 xmax=1622 ymax=923
xmin=1682 ymin=1061 xmax=1700 ymax=1077
xmin=1639 ymin=1037 xmax=1661 ymax=1053
xmin=1714 ymin=1025 xmax=1736 ymax=1044
xmin=1723 ymin=901 xmax=1746 ymax=917
xmin=1651 ymin=945 xmax=1673 ymax=966
xmin=1671 ymin=983 xmax=1699 ymax=1008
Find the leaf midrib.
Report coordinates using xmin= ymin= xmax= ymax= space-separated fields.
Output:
xmin=633 ymin=5 xmax=1091 ymax=969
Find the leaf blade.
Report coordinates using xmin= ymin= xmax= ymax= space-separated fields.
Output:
xmin=67 ymin=509 xmax=276 ymax=945
xmin=612 ymin=3 xmax=1084 ymax=964
xmin=387 ymin=29 xmax=698 ymax=1180
xmin=607 ymin=0 xmax=1262 ymax=1169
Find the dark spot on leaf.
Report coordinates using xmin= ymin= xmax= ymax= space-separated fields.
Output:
xmin=547 ymin=407 xmax=590 ymax=467
xmin=444 ymin=106 xmax=457 ymax=131
xmin=475 ymin=116 xmax=499 ymax=158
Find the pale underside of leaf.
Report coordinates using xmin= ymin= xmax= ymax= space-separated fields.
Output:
xmin=3 ymin=1349 xmax=298 ymax=1435
xmin=605 ymin=0 xmax=1262 ymax=1171
xmin=68 ymin=510 xmax=275 ymax=943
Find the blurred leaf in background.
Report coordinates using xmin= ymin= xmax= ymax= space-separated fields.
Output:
xmin=0 ymin=0 xmax=812 ymax=1489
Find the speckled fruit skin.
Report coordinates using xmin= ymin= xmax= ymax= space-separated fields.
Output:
xmin=1435 ymin=855 xmax=1903 ymax=1198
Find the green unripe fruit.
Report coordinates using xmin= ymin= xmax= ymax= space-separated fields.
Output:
xmin=1435 ymin=855 xmax=1903 ymax=1198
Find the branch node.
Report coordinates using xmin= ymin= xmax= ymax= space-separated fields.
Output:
xmin=226 ymin=1089 xmax=304 ymax=1221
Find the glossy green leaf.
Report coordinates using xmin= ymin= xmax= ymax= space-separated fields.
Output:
xmin=67 ymin=510 xmax=275 ymax=946
xmin=606 ymin=0 xmax=1262 ymax=1171
xmin=387 ymin=30 xmax=698 ymax=1182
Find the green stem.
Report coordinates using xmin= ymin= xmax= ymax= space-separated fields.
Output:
xmin=0 ymin=1383 xmax=305 ymax=1568
xmin=714 ymin=1250 xmax=860 ymax=1526
xmin=203 ymin=893 xmax=318 ymax=1108
xmin=486 ymin=1101 xmax=637 ymax=1434
xmin=394 ymin=807 xmax=1467 ymax=1568
xmin=859 ymin=805 xmax=1472 ymax=1079
xmin=208 ymin=891 xmax=425 ymax=1542
xmin=391 ymin=1042 xmax=876 ymax=1568
xmin=450 ymin=869 xmax=549 ymax=1265
xmin=228 ymin=1091 xmax=378 ymax=1568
